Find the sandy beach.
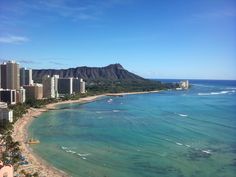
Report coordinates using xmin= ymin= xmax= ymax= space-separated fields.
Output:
xmin=12 ymin=91 xmax=159 ymax=176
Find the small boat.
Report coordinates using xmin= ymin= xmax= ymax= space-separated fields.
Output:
xmin=27 ymin=138 xmax=40 ymax=144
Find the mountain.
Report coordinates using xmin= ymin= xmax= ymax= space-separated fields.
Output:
xmin=32 ymin=64 xmax=145 ymax=82
xmin=32 ymin=63 xmax=177 ymax=93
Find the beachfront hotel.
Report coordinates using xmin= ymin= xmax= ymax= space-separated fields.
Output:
xmin=20 ymin=68 xmax=34 ymax=86
xmin=1 ymin=61 xmax=20 ymax=90
xmin=42 ymin=75 xmax=56 ymax=98
xmin=0 ymin=61 xmax=26 ymax=105
xmin=80 ymin=78 xmax=86 ymax=93
xmin=58 ymin=77 xmax=73 ymax=95
xmin=73 ymin=78 xmax=86 ymax=93
xmin=58 ymin=77 xmax=86 ymax=95
xmin=179 ymin=80 xmax=189 ymax=89
xmin=23 ymin=83 xmax=43 ymax=100
xmin=16 ymin=87 xmax=26 ymax=103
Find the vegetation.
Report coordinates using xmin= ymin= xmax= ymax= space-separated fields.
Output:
xmin=86 ymin=79 xmax=178 ymax=94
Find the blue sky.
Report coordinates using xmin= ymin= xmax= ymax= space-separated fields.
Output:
xmin=0 ymin=0 xmax=235 ymax=79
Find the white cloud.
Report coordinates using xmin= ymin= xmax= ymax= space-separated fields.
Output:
xmin=0 ymin=35 xmax=29 ymax=44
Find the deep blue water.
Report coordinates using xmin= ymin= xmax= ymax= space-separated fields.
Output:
xmin=29 ymin=80 xmax=236 ymax=177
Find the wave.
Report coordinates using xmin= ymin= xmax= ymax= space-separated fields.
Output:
xmin=176 ymin=142 xmax=183 ymax=146
xmin=226 ymin=87 xmax=236 ymax=90
xmin=178 ymin=113 xmax=188 ymax=117
xmin=198 ymin=90 xmax=235 ymax=96
xmin=185 ymin=144 xmax=191 ymax=148
xmin=113 ymin=110 xmax=120 ymax=113
xmin=77 ymin=153 xmax=90 ymax=157
xmin=202 ymin=149 xmax=211 ymax=154
xmin=61 ymin=146 xmax=90 ymax=159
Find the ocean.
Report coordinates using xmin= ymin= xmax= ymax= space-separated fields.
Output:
xmin=28 ymin=80 xmax=236 ymax=177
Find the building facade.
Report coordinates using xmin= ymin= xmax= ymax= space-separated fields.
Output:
xmin=58 ymin=78 xmax=73 ymax=95
xmin=23 ymin=84 xmax=43 ymax=100
xmin=0 ymin=89 xmax=16 ymax=105
xmin=73 ymin=78 xmax=80 ymax=93
xmin=6 ymin=61 xmax=20 ymax=90
xmin=0 ymin=63 xmax=7 ymax=89
xmin=16 ymin=87 xmax=26 ymax=103
xmin=53 ymin=75 xmax=59 ymax=98
xmin=42 ymin=75 xmax=55 ymax=98
xmin=180 ymin=80 xmax=189 ymax=89
xmin=80 ymin=78 xmax=86 ymax=93
xmin=20 ymin=68 xmax=33 ymax=86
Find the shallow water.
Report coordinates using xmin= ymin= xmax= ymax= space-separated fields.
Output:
xmin=29 ymin=80 xmax=236 ymax=177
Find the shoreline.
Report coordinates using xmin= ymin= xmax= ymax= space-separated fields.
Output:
xmin=12 ymin=91 xmax=159 ymax=176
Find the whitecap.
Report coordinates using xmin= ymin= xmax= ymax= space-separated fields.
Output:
xmin=112 ymin=110 xmax=120 ymax=113
xmin=61 ymin=146 xmax=68 ymax=150
xmin=202 ymin=150 xmax=211 ymax=154
xmin=178 ymin=114 xmax=188 ymax=117
xmin=82 ymin=157 xmax=86 ymax=160
xmin=77 ymin=153 xmax=90 ymax=157
xmin=66 ymin=150 xmax=75 ymax=153
xmin=185 ymin=144 xmax=191 ymax=148
xmin=176 ymin=142 xmax=183 ymax=146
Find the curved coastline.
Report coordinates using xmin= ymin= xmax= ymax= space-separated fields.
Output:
xmin=12 ymin=91 xmax=159 ymax=176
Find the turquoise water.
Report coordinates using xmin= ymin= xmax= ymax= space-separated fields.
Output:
xmin=29 ymin=80 xmax=236 ymax=177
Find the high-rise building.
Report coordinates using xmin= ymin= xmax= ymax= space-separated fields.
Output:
xmin=58 ymin=78 xmax=73 ymax=95
xmin=73 ymin=78 xmax=80 ymax=93
xmin=0 ymin=89 xmax=16 ymax=105
xmin=6 ymin=61 xmax=20 ymax=90
xmin=42 ymin=75 xmax=55 ymax=98
xmin=20 ymin=68 xmax=33 ymax=86
xmin=72 ymin=78 xmax=86 ymax=94
xmin=16 ymin=87 xmax=26 ymax=103
xmin=80 ymin=78 xmax=86 ymax=93
xmin=53 ymin=75 xmax=59 ymax=98
xmin=23 ymin=84 xmax=43 ymax=100
xmin=0 ymin=63 xmax=7 ymax=89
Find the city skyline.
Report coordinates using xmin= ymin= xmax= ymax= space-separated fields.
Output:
xmin=0 ymin=0 xmax=236 ymax=80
